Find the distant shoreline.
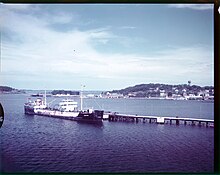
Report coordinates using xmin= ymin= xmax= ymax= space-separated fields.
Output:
xmin=0 ymin=92 xmax=214 ymax=102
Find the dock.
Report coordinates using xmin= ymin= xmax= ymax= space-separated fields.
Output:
xmin=106 ymin=112 xmax=214 ymax=127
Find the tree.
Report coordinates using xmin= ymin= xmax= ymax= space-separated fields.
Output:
xmin=168 ymin=92 xmax=172 ymax=97
xmin=188 ymin=80 xmax=191 ymax=86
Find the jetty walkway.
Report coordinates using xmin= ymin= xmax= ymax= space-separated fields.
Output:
xmin=105 ymin=113 xmax=214 ymax=127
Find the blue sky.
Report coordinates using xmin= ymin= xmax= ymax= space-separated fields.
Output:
xmin=0 ymin=4 xmax=214 ymax=90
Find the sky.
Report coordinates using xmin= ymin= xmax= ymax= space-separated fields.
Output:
xmin=0 ymin=3 xmax=214 ymax=91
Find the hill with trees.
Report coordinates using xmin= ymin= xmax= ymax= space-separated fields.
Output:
xmin=0 ymin=86 xmax=15 ymax=92
xmin=107 ymin=83 xmax=214 ymax=98
xmin=0 ymin=86 xmax=25 ymax=94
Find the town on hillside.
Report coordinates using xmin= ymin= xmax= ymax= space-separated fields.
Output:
xmin=101 ymin=82 xmax=214 ymax=101
xmin=1 ymin=82 xmax=214 ymax=101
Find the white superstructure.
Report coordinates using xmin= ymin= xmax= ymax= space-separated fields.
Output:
xmin=58 ymin=99 xmax=78 ymax=112
xmin=24 ymin=98 xmax=80 ymax=118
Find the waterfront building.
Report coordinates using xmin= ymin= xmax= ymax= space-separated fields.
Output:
xmin=160 ymin=90 xmax=167 ymax=98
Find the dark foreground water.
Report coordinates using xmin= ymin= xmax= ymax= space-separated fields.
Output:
xmin=0 ymin=94 xmax=214 ymax=173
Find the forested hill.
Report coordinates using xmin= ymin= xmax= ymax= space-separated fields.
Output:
xmin=0 ymin=86 xmax=15 ymax=92
xmin=109 ymin=83 xmax=214 ymax=97
xmin=0 ymin=86 xmax=25 ymax=93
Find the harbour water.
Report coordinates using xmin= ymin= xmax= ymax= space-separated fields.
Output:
xmin=0 ymin=93 xmax=214 ymax=173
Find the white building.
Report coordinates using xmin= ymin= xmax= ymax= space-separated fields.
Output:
xmin=160 ymin=90 xmax=167 ymax=97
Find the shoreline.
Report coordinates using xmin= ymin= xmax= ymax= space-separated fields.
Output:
xmin=0 ymin=93 xmax=214 ymax=102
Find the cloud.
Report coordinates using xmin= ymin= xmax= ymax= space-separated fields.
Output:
xmin=1 ymin=3 xmax=32 ymax=11
xmin=51 ymin=12 xmax=74 ymax=24
xmin=168 ymin=4 xmax=213 ymax=10
xmin=119 ymin=26 xmax=137 ymax=30
xmin=1 ymin=4 xmax=213 ymax=89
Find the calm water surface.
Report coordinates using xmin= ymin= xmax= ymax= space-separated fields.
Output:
xmin=0 ymin=94 xmax=214 ymax=173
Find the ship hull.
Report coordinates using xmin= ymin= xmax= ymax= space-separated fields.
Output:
xmin=24 ymin=106 xmax=36 ymax=115
xmin=24 ymin=108 xmax=103 ymax=122
xmin=75 ymin=110 xmax=104 ymax=122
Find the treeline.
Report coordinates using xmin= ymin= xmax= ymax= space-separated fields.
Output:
xmin=51 ymin=90 xmax=80 ymax=95
xmin=0 ymin=86 xmax=15 ymax=92
xmin=0 ymin=86 xmax=25 ymax=94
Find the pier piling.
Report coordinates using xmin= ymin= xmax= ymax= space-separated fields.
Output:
xmin=106 ymin=113 xmax=213 ymax=128
xmin=176 ymin=119 xmax=179 ymax=125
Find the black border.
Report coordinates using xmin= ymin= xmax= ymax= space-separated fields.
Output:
xmin=214 ymin=0 xmax=220 ymax=173
xmin=0 ymin=0 xmax=219 ymax=174
xmin=0 ymin=103 xmax=4 ymax=128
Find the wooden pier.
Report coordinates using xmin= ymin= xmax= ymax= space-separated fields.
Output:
xmin=106 ymin=113 xmax=214 ymax=127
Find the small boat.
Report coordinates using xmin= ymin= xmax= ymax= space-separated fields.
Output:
xmin=31 ymin=93 xmax=51 ymax=97
xmin=31 ymin=93 xmax=43 ymax=97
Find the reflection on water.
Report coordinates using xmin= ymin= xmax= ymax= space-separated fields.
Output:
xmin=75 ymin=120 xmax=104 ymax=128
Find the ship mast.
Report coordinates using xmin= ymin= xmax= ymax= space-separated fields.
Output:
xmin=80 ymin=85 xmax=85 ymax=111
xmin=44 ymin=90 xmax=47 ymax=107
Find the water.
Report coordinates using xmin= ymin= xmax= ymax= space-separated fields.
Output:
xmin=0 ymin=94 xmax=214 ymax=173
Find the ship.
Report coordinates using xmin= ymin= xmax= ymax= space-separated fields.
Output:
xmin=24 ymin=90 xmax=104 ymax=122
xmin=31 ymin=93 xmax=43 ymax=97
xmin=31 ymin=93 xmax=51 ymax=97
